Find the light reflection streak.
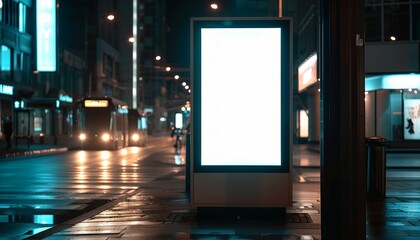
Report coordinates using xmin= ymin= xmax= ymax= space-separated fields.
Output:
xmin=99 ymin=185 xmax=110 ymax=190
xmin=121 ymin=149 xmax=128 ymax=155
xmin=100 ymin=151 xmax=111 ymax=159
xmin=78 ymin=151 xmax=87 ymax=163
xmin=174 ymin=155 xmax=184 ymax=165
xmin=101 ymin=170 xmax=109 ymax=181
xmin=131 ymin=147 xmax=140 ymax=153
xmin=76 ymin=151 xmax=87 ymax=186
xmin=77 ymin=172 xmax=86 ymax=182
xmin=300 ymin=158 xmax=310 ymax=166
xmin=121 ymin=172 xmax=127 ymax=182
xmin=102 ymin=160 xmax=110 ymax=169
xmin=77 ymin=165 xmax=87 ymax=170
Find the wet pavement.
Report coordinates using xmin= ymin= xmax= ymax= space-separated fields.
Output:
xmin=1 ymin=139 xmax=420 ymax=239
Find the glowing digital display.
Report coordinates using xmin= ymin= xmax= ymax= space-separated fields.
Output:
xmin=84 ymin=100 xmax=109 ymax=108
xmin=200 ymin=27 xmax=282 ymax=166
xmin=404 ymin=99 xmax=420 ymax=140
xmin=36 ymin=0 xmax=56 ymax=72
xmin=0 ymin=84 xmax=13 ymax=95
xmin=175 ymin=113 xmax=183 ymax=129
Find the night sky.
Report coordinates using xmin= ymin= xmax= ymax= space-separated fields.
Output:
xmin=166 ymin=0 xmax=236 ymax=66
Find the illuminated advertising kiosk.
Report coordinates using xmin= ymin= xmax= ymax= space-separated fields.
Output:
xmin=191 ymin=18 xmax=292 ymax=208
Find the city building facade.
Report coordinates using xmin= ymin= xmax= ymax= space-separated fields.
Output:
xmin=293 ymin=0 xmax=420 ymax=148
xmin=0 ymin=0 xmax=136 ymax=142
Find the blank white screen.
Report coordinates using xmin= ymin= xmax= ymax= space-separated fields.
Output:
xmin=201 ymin=28 xmax=281 ymax=166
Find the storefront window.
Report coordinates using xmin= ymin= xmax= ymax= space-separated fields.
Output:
xmin=33 ymin=109 xmax=43 ymax=134
xmin=369 ymin=90 xmax=403 ymax=141
xmin=390 ymin=90 xmax=402 ymax=140
xmin=384 ymin=4 xmax=409 ymax=41
xmin=403 ymin=91 xmax=420 ymax=140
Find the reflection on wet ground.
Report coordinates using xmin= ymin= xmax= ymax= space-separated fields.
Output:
xmin=2 ymin=142 xmax=420 ymax=239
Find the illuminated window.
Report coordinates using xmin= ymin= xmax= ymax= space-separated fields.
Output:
xmin=19 ymin=3 xmax=26 ymax=32
xmin=0 ymin=45 xmax=11 ymax=81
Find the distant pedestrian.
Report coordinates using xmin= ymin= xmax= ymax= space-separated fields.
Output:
xmin=2 ymin=117 xmax=13 ymax=150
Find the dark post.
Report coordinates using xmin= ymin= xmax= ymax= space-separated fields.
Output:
xmin=320 ymin=0 xmax=366 ymax=239
xmin=366 ymin=136 xmax=387 ymax=199
xmin=185 ymin=133 xmax=190 ymax=194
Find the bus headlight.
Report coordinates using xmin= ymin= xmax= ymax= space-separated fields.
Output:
xmin=101 ymin=133 xmax=111 ymax=141
xmin=131 ymin=133 xmax=140 ymax=141
xmin=79 ymin=133 xmax=86 ymax=141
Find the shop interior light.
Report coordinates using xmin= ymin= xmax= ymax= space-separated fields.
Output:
xmin=365 ymin=74 xmax=420 ymax=91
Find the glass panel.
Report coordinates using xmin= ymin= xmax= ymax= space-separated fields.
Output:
xmin=384 ymin=4 xmax=409 ymax=41
xmin=376 ymin=90 xmax=391 ymax=139
xmin=413 ymin=4 xmax=420 ymax=40
xmin=390 ymin=91 xmax=403 ymax=141
xmin=403 ymin=91 xmax=420 ymax=140
xmin=365 ymin=91 xmax=375 ymax=137
xmin=365 ymin=5 xmax=382 ymax=42
xmin=19 ymin=3 xmax=26 ymax=32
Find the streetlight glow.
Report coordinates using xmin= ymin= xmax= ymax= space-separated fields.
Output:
xmin=128 ymin=37 xmax=135 ymax=42
xmin=174 ymin=75 xmax=180 ymax=80
xmin=210 ymin=3 xmax=218 ymax=9
xmin=155 ymin=56 xmax=161 ymax=61
xmin=182 ymin=82 xmax=187 ymax=86
xmin=107 ymin=14 xmax=115 ymax=21
xmin=166 ymin=67 xmax=171 ymax=72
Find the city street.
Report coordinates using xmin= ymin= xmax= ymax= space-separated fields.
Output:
xmin=1 ymin=136 xmax=420 ymax=239
xmin=0 ymin=136 xmax=185 ymax=239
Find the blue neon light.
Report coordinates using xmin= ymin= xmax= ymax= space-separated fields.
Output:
xmin=36 ymin=0 xmax=56 ymax=72
xmin=0 ymin=84 xmax=13 ymax=95
xmin=365 ymin=74 xmax=420 ymax=91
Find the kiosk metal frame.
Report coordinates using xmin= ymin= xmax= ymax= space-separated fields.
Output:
xmin=191 ymin=17 xmax=293 ymax=208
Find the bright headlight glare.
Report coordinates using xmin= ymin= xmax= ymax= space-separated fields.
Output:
xmin=102 ymin=133 xmax=111 ymax=141
xmin=132 ymin=133 xmax=140 ymax=141
xmin=79 ymin=133 xmax=86 ymax=141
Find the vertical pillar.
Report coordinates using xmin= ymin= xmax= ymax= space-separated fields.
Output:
xmin=320 ymin=0 xmax=366 ymax=239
